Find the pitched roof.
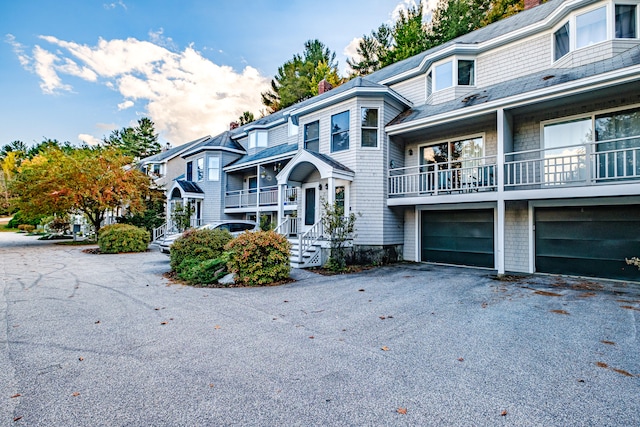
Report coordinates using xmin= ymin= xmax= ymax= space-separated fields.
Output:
xmin=388 ymin=44 xmax=640 ymax=127
xmin=227 ymin=143 xmax=298 ymax=168
xmin=366 ymin=0 xmax=565 ymax=84
xmin=176 ymin=180 xmax=204 ymax=194
xmin=140 ymin=135 xmax=209 ymax=163
xmin=182 ymin=131 xmax=245 ymax=157
xmin=305 ymin=150 xmax=354 ymax=174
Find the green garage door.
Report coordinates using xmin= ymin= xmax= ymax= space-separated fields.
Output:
xmin=421 ymin=209 xmax=494 ymax=268
xmin=535 ymin=205 xmax=640 ymax=281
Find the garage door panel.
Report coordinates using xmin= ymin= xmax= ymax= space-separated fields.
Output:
xmin=535 ymin=205 xmax=640 ymax=281
xmin=422 ymin=209 xmax=494 ymax=269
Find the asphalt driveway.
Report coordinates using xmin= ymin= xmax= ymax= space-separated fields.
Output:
xmin=1 ymin=232 xmax=639 ymax=426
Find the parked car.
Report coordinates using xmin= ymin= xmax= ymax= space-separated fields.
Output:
xmin=158 ymin=220 xmax=259 ymax=254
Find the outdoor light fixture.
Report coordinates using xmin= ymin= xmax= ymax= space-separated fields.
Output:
xmin=408 ymin=149 xmax=413 ymax=155
xmin=318 ymin=183 xmax=323 ymax=190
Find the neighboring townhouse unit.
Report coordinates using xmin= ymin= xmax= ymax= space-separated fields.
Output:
xmin=150 ymin=0 xmax=640 ymax=281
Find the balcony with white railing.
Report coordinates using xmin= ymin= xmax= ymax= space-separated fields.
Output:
xmin=224 ymin=186 xmax=299 ymax=210
xmin=388 ymin=155 xmax=498 ymax=198
xmin=504 ymin=136 xmax=640 ymax=191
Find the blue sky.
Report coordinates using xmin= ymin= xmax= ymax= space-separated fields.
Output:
xmin=1 ymin=0 xmax=428 ymax=148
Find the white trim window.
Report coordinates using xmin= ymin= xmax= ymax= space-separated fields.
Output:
xmin=207 ymin=156 xmax=220 ymax=181
xmin=331 ymin=111 xmax=350 ymax=152
xmin=196 ymin=157 xmax=204 ymax=182
xmin=304 ymin=120 xmax=320 ymax=152
xmin=361 ymin=107 xmax=379 ymax=148
xmin=576 ymin=6 xmax=607 ymax=49
xmin=432 ymin=57 xmax=475 ymax=92
xmin=553 ymin=2 xmax=640 ymax=62
xmin=288 ymin=117 xmax=299 ymax=136
xmin=249 ymin=130 xmax=268 ymax=149
xmin=615 ymin=4 xmax=637 ymax=38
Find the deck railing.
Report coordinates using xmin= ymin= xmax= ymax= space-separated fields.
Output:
xmin=388 ymin=155 xmax=497 ymax=197
xmin=225 ymin=186 xmax=298 ymax=209
xmin=504 ymin=136 xmax=640 ymax=190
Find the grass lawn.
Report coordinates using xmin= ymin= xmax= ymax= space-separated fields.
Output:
xmin=0 ymin=216 xmax=17 ymax=232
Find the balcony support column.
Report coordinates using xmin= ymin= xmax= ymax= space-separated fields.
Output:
xmin=496 ymin=108 xmax=512 ymax=275
xmin=277 ymin=183 xmax=285 ymax=228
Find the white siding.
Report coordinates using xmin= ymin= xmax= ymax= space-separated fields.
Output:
xmin=476 ymin=34 xmax=552 ymax=88
xmin=403 ymin=208 xmax=417 ymax=262
xmin=555 ymin=39 xmax=640 ymax=68
xmin=390 ymin=74 xmax=425 ymax=105
xmin=504 ymin=201 xmax=529 ymax=273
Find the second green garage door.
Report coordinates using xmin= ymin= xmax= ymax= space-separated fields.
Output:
xmin=421 ymin=209 xmax=495 ymax=268
xmin=535 ymin=205 xmax=640 ymax=281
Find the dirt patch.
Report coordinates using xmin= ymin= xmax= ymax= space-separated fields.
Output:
xmin=161 ymin=271 xmax=295 ymax=288
xmin=310 ymin=265 xmax=375 ymax=276
xmin=577 ymin=292 xmax=597 ymax=298
xmin=535 ymin=290 xmax=563 ymax=297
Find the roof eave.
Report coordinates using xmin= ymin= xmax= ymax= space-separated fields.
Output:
xmin=385 ymin=64 xmax=640 ymax=135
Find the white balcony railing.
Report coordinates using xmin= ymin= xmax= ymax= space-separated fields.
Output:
xmin=388 ymin=156 xmax=497 ymax=197
xmin=505 ymin=136 xmax=640 ymax=190
xmin=225 ymin=186 xmax=298 ymax=209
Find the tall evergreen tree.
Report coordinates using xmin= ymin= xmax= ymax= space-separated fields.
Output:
xmin=103 ymin=117 xmax=161 ymax=160
xmin=261 ymin=40 xmax=342 ymax=113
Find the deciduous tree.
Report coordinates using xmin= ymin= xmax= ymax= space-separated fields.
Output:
xmin=11 ymin=147 xmax=152 ymax=233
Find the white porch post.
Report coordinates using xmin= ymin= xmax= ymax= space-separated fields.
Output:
xmin=496 ymin=108 xmax=512 ymax=275
xmin=277 ymin=183 xmax=285 ymax=231
xmin=256 ymin=165 xmax=261 ymax=221
xmin=327 ymin=177 xmax=335 ymax=205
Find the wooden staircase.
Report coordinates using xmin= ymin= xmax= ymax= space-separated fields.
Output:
xmin=275 ymin=217 xmax=324 ymax=268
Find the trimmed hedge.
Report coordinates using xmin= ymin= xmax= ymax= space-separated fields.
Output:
xmin=225 ymin=230 xmax=291 ymax=286
xmin=98 ymin=223 xmax=149 ymax=254
xmin=169 ymin=228 xmax=232 ymax=274
xmin=178 ymin=257 xmax=228 ymax=285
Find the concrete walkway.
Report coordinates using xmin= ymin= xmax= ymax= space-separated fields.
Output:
xmin=1 ymin=232 xmax=639 ymax=426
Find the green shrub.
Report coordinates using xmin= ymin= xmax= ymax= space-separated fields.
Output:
xmin=8 ymin=211 xmax=46 ymax=228
xmin=98 ymin=223 xmax=149 ymax=254
xmin=178 ymin=257 xmax=228 ymax=285
xmin=225 ymin=230 xmax=291 ymax=286
xmin=169 ymin=228 xmax=232 ymax=273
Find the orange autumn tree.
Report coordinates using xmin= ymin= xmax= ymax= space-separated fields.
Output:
xmin=11 ymin=146 xmax=152 ymax=233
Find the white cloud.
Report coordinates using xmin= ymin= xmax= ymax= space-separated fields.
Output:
xmin=117 ymin=100 xmax=134 ymax=110
xmin=103 ymin=1 xmax=127 ymax=11
xmin=148 ymin=28 xmax=178 ymax=51
xmin=5 ymin=34 xmax=31 ymax=68
xmin=33 ymin=45 xmax=71 ymax=94
xmin=13 ymin=35 xmax=270 ymax=144
xmin=78 ymin=133 xmax=102 ymax=145
xmin=391 ymin=0 xmax=438 ymax=23
xmin=343 ymin=37 xmax=362 ymax=63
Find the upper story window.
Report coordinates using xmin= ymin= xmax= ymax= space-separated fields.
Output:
xmin=576 ymin=6 xmax=607 ymax=48
xmin=249 ymin=130 xmax=268 ymax=149
xmin=288 ymin=117 xmax=299 ymax=136
xmin=554 ymin=22 xmax=570 ymax=60
xmin=434 ymin=61 xmax=453 ymax=91
xmin=616 ymin=4 xmax=637 ymax=38
xmin=432 ymin=58 xmax=475 ymax=92
xmin=554 ymin=2 xmax=640 ymax=62
xmin=186 ymin=161 xmax=193 ymax=181
xmin=147 ymin=163 xmax=163 ymax=177
xmin=361 ymin=108 xmax=378 ymax=148
xmin=207 ymin=156 xmax=220 ymax=181
xmin=331 ymin=111 xmax=350 ymax=152
xmin=196 ymin=157 xmax=204 ymax=182
xmin=304 ymin=121 xmax=319 ymax=152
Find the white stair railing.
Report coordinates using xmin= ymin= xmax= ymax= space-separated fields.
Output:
xmin=152 ymin=223 xmax=167 ymax=242
xmin=298 ymin=219 xmax=323 ymax=263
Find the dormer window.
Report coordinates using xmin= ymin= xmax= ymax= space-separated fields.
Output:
xmin=616 ymin=4 xmax=637 ymax=38
xmin=553 ymin=2 xmax=639 ymax=63
xmin=576 ymin=6 xmax=607 ymax=48
xmin=554 ymin=22 xmax=570 ymax=60
xmin=248 ymin=130 xmax=268 ymax=149
xmin=432 ymin=58 xmax=475 ymax=92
